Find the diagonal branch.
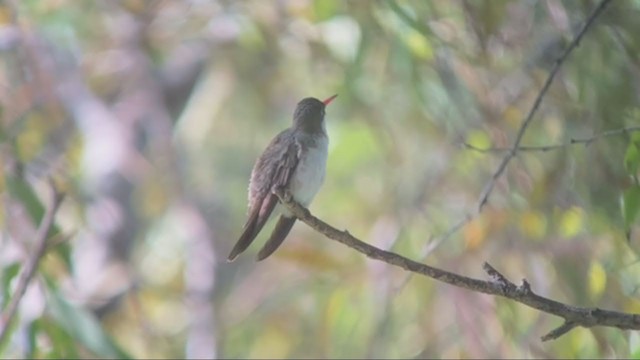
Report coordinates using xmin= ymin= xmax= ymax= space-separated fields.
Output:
xmin=412 ymin=0 xmax=613 ymax=270
xmin=275 ymin=189 xmax=640 ymax=342
xmin=477 ymin=0 xmax=612 ymax=211
xmin=464 ymin=125 xmax=640 ymax=153
xmin=0 ymin=180 xmax=65 ymax=344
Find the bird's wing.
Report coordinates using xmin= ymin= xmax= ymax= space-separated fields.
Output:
xmin=227 ymin=134 xmax=300 ymax=261
xmin=254 ymin=140 xmax=301 ymax=260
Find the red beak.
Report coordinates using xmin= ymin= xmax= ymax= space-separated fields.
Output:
xmin=323 ymin=94 xmax=338 ymax=105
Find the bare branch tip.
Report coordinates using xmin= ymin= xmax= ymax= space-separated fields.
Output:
xmin=482 ymin=262 xmax=495 ymax=273
xmin=541 ymin=321 xmax=578 ymax=342
xmin=483 ymin=262 xmax=516 ymax=291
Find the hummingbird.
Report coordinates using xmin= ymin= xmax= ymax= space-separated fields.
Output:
xmin=227 ymin=94 xmax=337 ymax=261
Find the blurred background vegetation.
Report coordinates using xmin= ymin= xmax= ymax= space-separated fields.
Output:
xmin=1 ymin=0 xmax=640 ymax=358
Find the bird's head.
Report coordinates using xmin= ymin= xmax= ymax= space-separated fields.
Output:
xmin=292 ymin=94 xmax=337 ymax=134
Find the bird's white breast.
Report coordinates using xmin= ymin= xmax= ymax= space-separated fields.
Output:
xmin=290 ymin=135 xmax=328 ymax=207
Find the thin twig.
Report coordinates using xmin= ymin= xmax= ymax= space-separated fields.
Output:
xmin=276 ymin=189 xmax=640 ymax=342
xmin=541 ymin=321 xmax=578 ymax=341
xmin=464 ymin=125 xmax=640 ymax=153
xmin=0 ymin=180 xmax=65 ymax=344
xmin=477 ymin=0 xmax=612 ymax=211
xmin=419 ymin=0 xmax=612 ymax=262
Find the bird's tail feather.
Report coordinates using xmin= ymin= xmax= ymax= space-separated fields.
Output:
xmin=227 ymin=211 xmax=259 ymax=262
xmin=227 ymin=195 xmax=278 ymax=261
xmin=256 ymin=216 xmax=296 ymax=261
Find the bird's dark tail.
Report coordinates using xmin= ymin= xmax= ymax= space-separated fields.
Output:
xmin=227 ymin=211 xmax=259 ymax=262
xmin=227 ymin=195 xmax=277 ymax=262
xmin=256 ymin=216 xmax=296 ymax=261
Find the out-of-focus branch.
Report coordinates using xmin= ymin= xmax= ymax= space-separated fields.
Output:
xmin=0 ymin=180 xmax=65 ymax=344
xmin=420 ymin=0 xmax=612 ymax=258
xmin=393 ymin=0 xmax=613 ymax=296
xmin=476 ymin=0 xmax=612 ymax=211
xmin=275 ymin=188 xmax=640 ymax=342
xmin=116 ymin=4 xmax=218 ymax=358
xmin=463 ymin=125 xmax=640 ymax=153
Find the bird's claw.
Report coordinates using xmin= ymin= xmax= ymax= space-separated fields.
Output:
xmin=273 ymin=186 xmax=292 ymax=202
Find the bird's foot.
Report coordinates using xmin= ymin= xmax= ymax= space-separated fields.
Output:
xmin=273 ymin=186 xmax=292 ymax=202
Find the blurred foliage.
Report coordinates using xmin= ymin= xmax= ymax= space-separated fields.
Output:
xmin=1 ymin=0 xmax=640 ymax=358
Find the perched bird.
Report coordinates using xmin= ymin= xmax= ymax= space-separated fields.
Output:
xmin=227 ymin=95 xmax=337 ymax=261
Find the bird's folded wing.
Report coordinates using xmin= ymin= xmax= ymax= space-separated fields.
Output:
xmin=227 ymin=138 xmax=300 ymax=261
xmin=273 ymin=139 xmax=301 ymax=191
xmin=253 ymin=140 xmax=301 ymax=260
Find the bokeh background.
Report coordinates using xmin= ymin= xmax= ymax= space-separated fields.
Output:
xmin=2 ymin=0 xmax=640 ymax=358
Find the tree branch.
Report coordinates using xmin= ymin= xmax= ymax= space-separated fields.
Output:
xmin=464 ymin=125 xmax=640 ymax=153
xmin=0 ymin=180 xmax=65 ymax=343
xmin=477 ymin=0 xmax=612 ymax=211
xmin=414 ymin=0 xmax=613 ymax=270
xmin=275 ymin=188 xmax=640 ymax=342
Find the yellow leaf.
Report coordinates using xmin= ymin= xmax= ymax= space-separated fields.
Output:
xmin=249 ymin=327 xmax=291 ymax=359
xmin=559 ymin=207 xmax=584 ymax=238
xmin=404 ymin=30 xmax=433 ymax=60
xmin=568 ymin=328 xmax=597 ymax=356
xmin=0 ymin=5 xmax=10 ymax=25
xmin=466 ymin=130 xmax=491 ymax=151
xmin=65 ymin=133 xmax=84 ymax=176
xmin=503 ymin=106 xmax=522 ymax=128
xmin=588 ymin=260 xmax=606 ymax=300
xmin=277 ymin=244 xmax=344 ymax=271
xmin=625 ymin=299 xmax=640 ymax=314
xmin=15 ymin=114 xmax=46 ymax=162
xmin=464 ymin=218 xmax=486 ymax=250
xmin=519 ymin=210 xmax=547 ymax=239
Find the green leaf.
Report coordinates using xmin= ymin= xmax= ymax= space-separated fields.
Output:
xmin=624 ymin=142 xmax=640 ymax=175
xmin=4 ymin=176 xmax=73 ymax=272
xmin=44 ymin=279 xmax=131 ymax=359
xmin=622 ymin=185 xmax=640 ymax=239
xmin=36 ymin=317 xmax=81 ymax=359
xmin=313 ymin=0 xmax=340 ymax=21
xmin=630 ymin=331 xmax=640 ymax=359
xmin=26 ymin=319 xmax=38 ymax=359
xmin=5 ymin=175 xmax=47 ymax=229
xmin=0 ymin=263 xmax=23 ymax=355
xmin=0 ymin=311 xmax=18 ymax=356
xmin=1 ymin=263 xmax=21 ymax=310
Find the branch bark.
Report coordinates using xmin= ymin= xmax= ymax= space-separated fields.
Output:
xmin=0 ymin=180 xmax=65 ymax=343
xmin=275 ymin=188 xmax=640 ymax=342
